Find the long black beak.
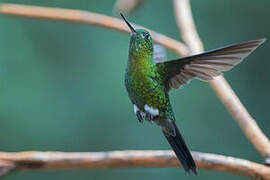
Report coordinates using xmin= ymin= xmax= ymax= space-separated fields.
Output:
xmin=120 ymin=13 xmax=137 ymax=33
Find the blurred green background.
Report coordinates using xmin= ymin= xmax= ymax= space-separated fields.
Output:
xmin=0 ymin=0 xmax=269 ymax=179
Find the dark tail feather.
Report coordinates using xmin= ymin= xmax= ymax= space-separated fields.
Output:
xmin=163 ymin=122 xmax=197 ymax=175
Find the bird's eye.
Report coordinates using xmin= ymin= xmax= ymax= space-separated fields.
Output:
xmin=144 ymin=33 xmax=150 ymax=40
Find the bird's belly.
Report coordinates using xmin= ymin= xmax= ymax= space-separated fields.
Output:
xmin=126 ymin=75 xmax=168 ymax=112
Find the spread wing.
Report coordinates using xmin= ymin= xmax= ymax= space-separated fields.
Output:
xmin=156 ymin=38 xmax=266 ymax=92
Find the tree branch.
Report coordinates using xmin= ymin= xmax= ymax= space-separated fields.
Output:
xmin=0 ymin=3 xmax=189 ymax=57
xmin=0 ymin=151 xmax=269 ymax=179
xmin=173 ymin=0 xmax=270 ymax=162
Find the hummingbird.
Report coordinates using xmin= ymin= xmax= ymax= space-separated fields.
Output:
xmin=121 ymin=13 xmax=265 ymax=174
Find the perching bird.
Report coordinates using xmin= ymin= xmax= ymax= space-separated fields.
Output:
xmin=121 ymin=13 xmax=265 ymax=174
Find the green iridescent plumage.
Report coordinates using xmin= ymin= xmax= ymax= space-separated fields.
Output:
xmin=121 ymin=13 xmax=265 ymax=175
xmin=125 ymin=28 xmax=174 ymax=127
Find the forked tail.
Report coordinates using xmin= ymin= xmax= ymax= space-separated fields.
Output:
xmin=163 ymin=122 xmax=197 ymax=175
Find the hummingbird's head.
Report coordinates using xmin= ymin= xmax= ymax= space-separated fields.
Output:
xmin=120 ymin=13 xmax=153 ymax=57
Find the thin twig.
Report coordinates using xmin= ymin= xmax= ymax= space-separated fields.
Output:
xmin=0 ymin=151 xmax=270 ymax=179
xmin=210 ymin=76 xmax=270 ymax=162
xmin=0 ymin=3 xmax=189 ymax=57
xmin=173 ymin=0 xmax=203 ymax=54
xmin=173 ymin=0 xmax=270 ymax=162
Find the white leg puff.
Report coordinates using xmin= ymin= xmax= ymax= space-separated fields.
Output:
xmin=144 ymin=104 xmax=159 ymax=116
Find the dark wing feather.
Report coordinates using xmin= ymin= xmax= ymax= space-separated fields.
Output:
xmin=156 ymin=38 xmax=266 ymax=91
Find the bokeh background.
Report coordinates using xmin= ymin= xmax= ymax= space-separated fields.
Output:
xmin=0 ymin=0 xmax=269 ymax=179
